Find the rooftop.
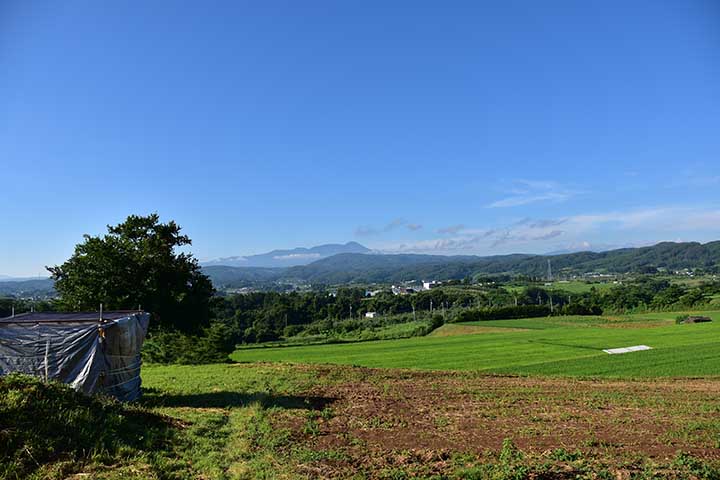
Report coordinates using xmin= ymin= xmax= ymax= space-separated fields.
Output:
xmin=0 ymin=311 xmax=144 ymax=324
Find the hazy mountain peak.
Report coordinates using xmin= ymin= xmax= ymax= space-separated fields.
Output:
xmin=203 ymin=241 xmax=371 ymax=268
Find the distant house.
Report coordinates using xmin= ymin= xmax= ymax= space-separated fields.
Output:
xmin=365 ymin=312 xmax=377 ymax=318
xmin=391 ymin=285 xmax=414 ymax=295
xmin=422 ymin=281 xmax=440 ymax=291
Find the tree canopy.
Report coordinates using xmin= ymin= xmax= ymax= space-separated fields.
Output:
xmin=48 ymin=214 xmax=213 ymax=331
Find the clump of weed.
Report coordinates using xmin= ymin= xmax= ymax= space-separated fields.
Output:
xmin=320 ymin=407 xmax=335 ymax=421
xmin=303 ymin=411 xmax=321 ymax=436
xmin=673 ymin=451 xmax=720 ymax=479
xmin=549 ymin=448 xmax=583 ymax=462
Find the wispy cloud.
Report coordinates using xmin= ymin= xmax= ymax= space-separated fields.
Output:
xmin=355 ymin=226 xmax=379 ymax=236
xmin=272 ymin=253 xmax=322 ymax=260
xmin=567 ymin=207 xmax=720 ymax=231
xmin=384 ymin=218 xmax=406 ymax=232
xmin=375 ymin=206 xmax=720 ymax=255
xmin=437 ymin=224 xmax=465 ymax=234
xmin=489 ymin=228 xmax=564 ymax=248
xmin=487 ymin=180 xmax=578 ymax=208
xmin=355 ymin=218 xmax=423 ymax=236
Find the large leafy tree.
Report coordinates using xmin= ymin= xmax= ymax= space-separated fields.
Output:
xmin=48 ymin=214 xmax=214 ymax=332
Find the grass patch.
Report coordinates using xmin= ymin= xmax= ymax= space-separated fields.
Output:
xmin=4 ymin=362 xmax=720 ymax=478
xmin=230 ymin=311 xmax=720 ymax=377
xmin=0 ymin=374 xmax=175 ymax=480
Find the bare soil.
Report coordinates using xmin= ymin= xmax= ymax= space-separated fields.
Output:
xmin=280 ymin=365 xmax=720 ymax=478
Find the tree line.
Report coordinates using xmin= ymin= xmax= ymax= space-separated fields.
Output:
xmin=4 ymin=214 xmax=717 ymax=364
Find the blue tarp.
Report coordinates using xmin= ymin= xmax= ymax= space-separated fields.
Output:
xmin=0 ymin=311 xmax=149 ymax=401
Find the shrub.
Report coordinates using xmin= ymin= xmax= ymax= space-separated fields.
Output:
xmin=561 ymin=303 xmax=603 ymax=316
xmin=283 ymin=324 xmax=304 ymax=338
xmin=142 ymin=321 xmax=236 ymax=364
xmin=451 ymin=305 xmax=551 ymax=323
xmin=430 ymin=314 xmax=445 ymax=330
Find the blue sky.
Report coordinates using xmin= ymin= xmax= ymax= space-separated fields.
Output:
xmin=1 ymin=1 xmax=719 ymax=276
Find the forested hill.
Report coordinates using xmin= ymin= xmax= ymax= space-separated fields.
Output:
xmin=202 ymin=241 xmax=720 ymax=286
xmin=5 ymin=241 xmax=717 ymax=295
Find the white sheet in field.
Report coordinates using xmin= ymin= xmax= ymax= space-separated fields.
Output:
xmin=603 ymin=345 xmax=652 ymax=355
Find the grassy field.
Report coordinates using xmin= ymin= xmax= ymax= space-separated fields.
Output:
xmin=504 ymin=280 xmax=616 ymax=294
xmin=12 ymin=362 xmax=716 ymax=480
xmin=546 ymin=280 xmax=616 ymax=293
xmin=14 ymin=363 xmax=715 ymax=479
xmin=231 ymin=311 xmax=720 ymax=378
xmin=7 ymin=311 xmax=720 ymax=479
xmin=261 ymin=318 xmax=436 ymax=348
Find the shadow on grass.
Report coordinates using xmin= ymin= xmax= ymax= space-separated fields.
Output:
xmin=141 ymin=388 xmax=335 ymax=410
xmin=527 ymin=340 xmax=602 ymax=351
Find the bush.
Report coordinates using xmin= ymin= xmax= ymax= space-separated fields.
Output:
xmin=429 ymin=314 xmax=445 ymax=331
xmin=561 ymin=303 xmax=603 ymax=316
xmin=451 ymin=305 xmax=551 ymax=323
xmin=142 ymin=321 xmax=236 ymax=364
xmin=283 ymin=324 xmax=304 ymax=338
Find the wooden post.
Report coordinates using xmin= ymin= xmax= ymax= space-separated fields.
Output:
xmin=44 ymin=339 xmax=50 ymax=383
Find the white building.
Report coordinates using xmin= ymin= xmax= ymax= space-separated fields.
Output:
xmin=365 ymin=312 xmax=377 ymax=318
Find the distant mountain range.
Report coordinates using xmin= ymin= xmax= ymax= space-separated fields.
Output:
xmin=202 ymin=241 xmax=371 ymax=268
xmin=0 ymin=275 xmax=47 ymax=282
xmin=0 ymin=278 xmax=55 ymax=297
xmin=202 ymin=241 xmax=720 ymax=287
xmin=2 ymin=240 xmax=719 ymax=295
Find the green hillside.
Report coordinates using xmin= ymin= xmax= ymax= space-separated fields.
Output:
xmin=203 ymin=240 xmax=720 ymax=287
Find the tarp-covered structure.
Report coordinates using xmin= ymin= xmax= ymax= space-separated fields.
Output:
xmin=0 ymin=311 xmax=149 ymax=401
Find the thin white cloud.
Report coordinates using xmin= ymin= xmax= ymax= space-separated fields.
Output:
xmin=355 ymin=218 xmax=423 ymax=236
xmin=273 ymin=253 xmax=322 ymax=260
xmin=384 ymin=218 xmax=406 ymax=232
xmin=375 ymin=206 xmax=720 ymax=255
xmin=437 ymin=224 xmax=465 ymax=234
xmin=487 ymin=179 xmax=578 ymax=208
xmin=355 ymin=226 xmax=379 ymax=237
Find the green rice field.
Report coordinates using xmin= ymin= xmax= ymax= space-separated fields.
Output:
xmin=231 ymin=310 xmax=720 ymax=378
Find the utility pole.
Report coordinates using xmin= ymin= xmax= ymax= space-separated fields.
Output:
xmin=547 ymin=259 xmax=553 ymax=282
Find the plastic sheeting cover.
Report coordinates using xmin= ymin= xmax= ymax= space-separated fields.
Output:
xmin=0 ymin=312 xmax=149 ymax=401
